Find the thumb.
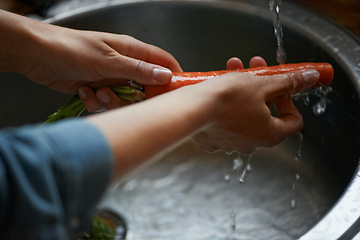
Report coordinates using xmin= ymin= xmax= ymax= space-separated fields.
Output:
xmin=107 ymin=55 xmax=174 ymax=85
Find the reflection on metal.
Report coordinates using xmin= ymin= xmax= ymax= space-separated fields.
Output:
xmin=1 ymin=0 xmax=359 ymax=239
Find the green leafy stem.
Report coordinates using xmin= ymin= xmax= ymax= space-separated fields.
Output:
xmin=44 ymin=85 xmax=144 ymax=124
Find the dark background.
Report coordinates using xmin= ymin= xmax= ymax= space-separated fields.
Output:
xmin=1 ymin=0 xmax=359 ymax=37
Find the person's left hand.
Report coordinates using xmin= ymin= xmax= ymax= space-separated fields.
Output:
xmin=3 ymin=12 xmax=182 ymax=110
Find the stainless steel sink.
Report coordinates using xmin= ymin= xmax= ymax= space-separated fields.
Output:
xmin=1 ymin=0 xmax=359 ymax=239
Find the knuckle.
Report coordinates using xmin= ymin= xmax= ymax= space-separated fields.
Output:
xmin=283 ymin=72 xmax=299 ymax=92
xmin=135 ymin=60 xmax=143 ymax=74
xmin=135 ymin=60 xmax=153 ymax=80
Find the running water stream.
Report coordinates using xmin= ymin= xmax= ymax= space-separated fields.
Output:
xmin=269 ymin=0 xmax=332 ymax=210
xmin=222 ymin=3 xmax=334 ymax=238
xmin=270 ymin=0 xmax=304 ymax=211
xmin=270 ymin=0 xmax=333 ymax=114
xmin=270 ymin=0 xmax=286 ymax=65
xmin=291 ymin=132 xmax=303 ymax=209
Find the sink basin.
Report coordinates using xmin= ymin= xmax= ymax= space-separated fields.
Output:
xmin=1 ymin=0 xmax=359 ymax=239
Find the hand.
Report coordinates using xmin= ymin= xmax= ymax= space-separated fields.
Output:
xmin=192 ymin=66 xmax=319 ymax=154
xmin=30 ymin=30 xmax=181 ymax=92
xmin=0 ymin=10 xmax=181 ymax=95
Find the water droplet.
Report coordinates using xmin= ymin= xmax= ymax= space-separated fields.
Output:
xmin=232 ymin=158 xmax=243 ymax=171
xmin=312 ymin=98 xmax=327 ymax=115
xmin=224 ymin=174 xmax=231 ymax=182
xmin=239 ymin=175 xmax=245 ymax=183
xmin=239 ymin=169 xmax=247 ymax=183
xmin=246 ymin=163 xmax=252 ymax=171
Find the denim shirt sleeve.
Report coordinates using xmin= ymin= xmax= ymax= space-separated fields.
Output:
xmin=0 ymin=119 xmax=113 ymax=240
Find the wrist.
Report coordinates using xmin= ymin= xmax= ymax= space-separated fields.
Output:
xmin=191 ymin=76 xmax=231 ymax=128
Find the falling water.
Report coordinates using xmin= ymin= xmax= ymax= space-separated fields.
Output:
xmin=221 ymin=2 xmax=333 ymax=237
xmin=224 ymin=152 xmax=253 ymax=184
xmin=291 ymin=132 xmax=303 ymax=209
xmin=224 ymin=152 xmax=253 ymax=239
xmin=270 ymin=0 xmax=286 ymax=64
xmin=229 ymin=211 xmax=237 ymax=240
xmin=239 ymin=154 xmax=253 ymax=184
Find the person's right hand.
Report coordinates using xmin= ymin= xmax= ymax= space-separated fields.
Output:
xmin=191 ymin=68 xmax=320 ymax=154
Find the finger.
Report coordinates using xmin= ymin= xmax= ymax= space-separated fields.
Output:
xmin=271 ymin=95 xmax=304 ymax=139
xmin=107 ymin=35 xmax=183 ymax=72
xmin=248 ymin=56 xmax=269 ymax=106
xmin=274 ymin=95 xmax=301 ymax=117
xmin=264 ymin=69 xmax=320 ymax=101
xmin=96 ymin=87 xmax=129 ymax=110
xmin=249 ymin=56 xmax=267 ymax=68
xmin=105 ymin=55 xmax=174 ymax=85
xmin=226 ymin=57 xmax=244 ymax=70
xmin=119 ymin=36 xmax=183 ymax=72
xmin=78 ymin=86 xmax=104 ymax=112
xmin=103 ymin=35 xmax=182 ymax=84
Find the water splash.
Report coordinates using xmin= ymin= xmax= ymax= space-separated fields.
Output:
xmin=224 ymin=152 xmax=253 ymax=184
xmin=292 ymin=86 xmax=333 ymax=116
xmin=312 ymin=98 xmax=327 ymax=115
xmin=312 ymin=86 xmax=333 ymax=116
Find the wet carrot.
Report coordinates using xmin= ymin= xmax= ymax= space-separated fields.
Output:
xmin=44 ymin=62 xmax=334 ymax=123
xmin=144 ymin=62 xmax=334 ymax=98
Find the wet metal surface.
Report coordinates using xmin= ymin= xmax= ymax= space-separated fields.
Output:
xmin=0 ymin=0 xmax=359 ymax=239
xmin=99 ymin=140 xmax=333 ymax=239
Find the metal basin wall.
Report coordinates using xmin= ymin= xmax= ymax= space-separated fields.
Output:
xmin=1 ymin=0 xmax=359 ymax=239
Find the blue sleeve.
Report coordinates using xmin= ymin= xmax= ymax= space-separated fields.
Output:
xmin=0 ymin=119 xmax=113 ymax=240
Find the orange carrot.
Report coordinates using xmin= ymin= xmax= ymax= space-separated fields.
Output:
xmin=44 ymin=62 xmax=334 ymax=123
xmin=144 ymin=62 xmax=333 ymax=98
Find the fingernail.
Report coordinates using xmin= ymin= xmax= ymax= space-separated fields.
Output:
xmin=153 ymin=68 xmax=172 ymax=83
xmin=97 ymin=90 xmax=111 ymax=104
xmin=302 ymin=69 xmax=320 ymax=84
xmin=78 ymin=87 xmax=88 ymax=100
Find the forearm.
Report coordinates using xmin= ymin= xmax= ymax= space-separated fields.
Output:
xmin=0 ymin=10 xmax=47 ymax=74
xmin=87 ymin=84 xmax=218 ymax=180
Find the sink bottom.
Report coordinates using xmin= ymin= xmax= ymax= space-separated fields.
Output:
xmin=99 ymin=138 xmax=333 ymax=240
